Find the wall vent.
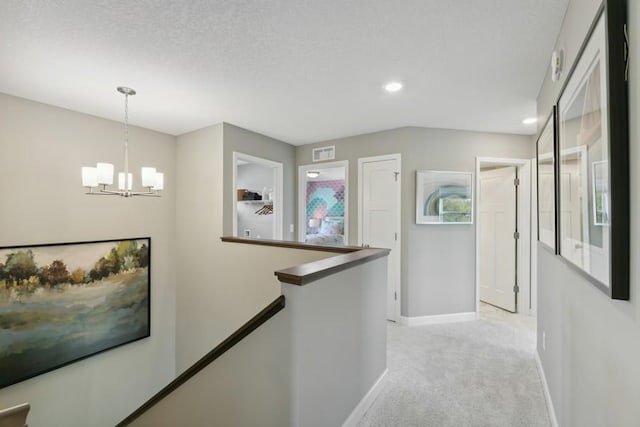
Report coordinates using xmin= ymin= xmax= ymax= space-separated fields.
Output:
xmin=312 ymin=145 xmax=335 ymax=162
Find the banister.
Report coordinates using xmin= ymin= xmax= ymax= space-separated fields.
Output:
xmin=220 ymin=237 xmax=390 ymax=286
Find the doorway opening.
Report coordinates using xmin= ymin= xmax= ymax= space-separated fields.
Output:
xmin=298 ymin=161 xmax=349 ymax=245
xmin=475 ymin=157 xmax=535 ymax=319
xmin=232 ymin=152 xmax=283 ymax=240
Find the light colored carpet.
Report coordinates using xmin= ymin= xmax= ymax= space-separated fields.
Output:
xmin=358 ymin=304 xmax=550 ymax=427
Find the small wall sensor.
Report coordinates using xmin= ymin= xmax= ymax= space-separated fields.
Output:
xmin=551 ymin=49 xmax=564 ymax=82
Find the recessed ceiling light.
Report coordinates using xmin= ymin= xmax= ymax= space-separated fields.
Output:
xmin=384 ymin=81 xmax=403 ymax=93
xmin=522 ymin=117 xmax=538 ymax=125
xmin=306 ymin=171 xmax=320 ymax=178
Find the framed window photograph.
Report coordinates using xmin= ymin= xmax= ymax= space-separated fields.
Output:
xmin=536 ymin=107 xmax=557 ymax=252
xmin=416 ymin=170 xmax=473 ymax=224
xmin=556 ymin=1 xmax=629 ymax=299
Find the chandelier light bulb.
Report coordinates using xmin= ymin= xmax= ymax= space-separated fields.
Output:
xmin=118 ymin=172 xmax=133 ymax=191
xmin=153 ymin=173 xmax=164 ymax=191
xmin=82 ymin=167 xmax=98 ymax=188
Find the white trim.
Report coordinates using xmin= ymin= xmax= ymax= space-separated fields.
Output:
xmin=535 ymin=351 xmax=559 ymax=427
xmin=530 ymin=158 xmax=538 ymax=316
xmin=232 ymin=152 xmax=284 ymax=240
xmin=297 ymin=160 xmax=349 ymax=244
xmin=341 ymin=369 xmax=388 ymax=427
xmin=357 ymin=153 xmax=402 ymax=322
xmin=399 ymin=311 xmax=477 ymax=326
xmin=475 ymin=157 xmax=533 ymax=316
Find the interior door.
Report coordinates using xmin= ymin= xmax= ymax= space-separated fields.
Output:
xmin=361 ymin=157 xmax=400 ymax=321
xmin=479 ymin=166 xmax=517 ymax=312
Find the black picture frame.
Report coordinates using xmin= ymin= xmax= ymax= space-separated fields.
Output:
xmin=0 ymin=237 xmax=151 ymax=389
xmin=555 ymin=0 xmax=629 ymax=299
xmin=536 ymin=107 xmax=558 ymax=253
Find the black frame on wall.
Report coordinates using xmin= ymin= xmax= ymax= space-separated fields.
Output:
xmin=552 ymin=0 xmax=629 ymax=300
xmin=536 ymin=106 xmax=558 ymax=254
xmin=0 ymin=237 xmax=152 ymax=389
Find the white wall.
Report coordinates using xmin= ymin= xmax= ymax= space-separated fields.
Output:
xmin=296 ymin=127 xmax=533 ymax=317
xmin=0 ymin=93 xmax=177 ymax=427
xmin=237 ymin=163 xmax=274 ymax=239
xmin=536 ymin=0 xmax=640 ymax=425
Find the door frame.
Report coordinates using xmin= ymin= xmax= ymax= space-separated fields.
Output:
xmin=358 ymin=153 xmax=402 ymax=322
xmin=475 ymin=157 xmax=533 ymax=315
xmin=232 ymin=152 xmax=284 ymax=240
xmin=297 ymin=160 xmax=349 ymax=244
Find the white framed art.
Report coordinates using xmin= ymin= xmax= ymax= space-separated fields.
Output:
xmin=416 ymin=170 xmax=473 ymax=224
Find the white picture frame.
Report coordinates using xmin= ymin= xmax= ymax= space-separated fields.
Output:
xmin=416 ymin=170 xmax=473 ymax=224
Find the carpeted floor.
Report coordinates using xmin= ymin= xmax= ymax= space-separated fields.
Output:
xmin=358 ymin=303 xmax=550 ymax=427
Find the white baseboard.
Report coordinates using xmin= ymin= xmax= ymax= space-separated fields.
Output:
xmin=399 ymin=311 xmax=477 ymax=326
xmin=342 ymin=369 xmax=388 ymax=427
xmin=535 ymin=351 xmax=559 ymax=427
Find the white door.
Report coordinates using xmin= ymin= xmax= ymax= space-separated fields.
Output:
xmin=479 ymin=166 xmax=517 ymax=312
xmin=360 ymin=156 xmax=400 ymax=321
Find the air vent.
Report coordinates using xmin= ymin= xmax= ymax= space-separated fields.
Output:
xmin=312 ymin=145 xmax=335 ymax=162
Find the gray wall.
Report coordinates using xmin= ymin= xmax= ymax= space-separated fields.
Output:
xmin=536 ymin=0 xmax=640 ymax=425
xmin=175 ymin=124 xmax=329 ymax=372
xmin=222 ymin=123 xmax=297 ymax=240
xmin=133 ymin=249 xmax=386 ymax=427
xmin=283 ymin=257 xmax=387 ymax=427
xmin=175 ymin=123 xmax=225 ymax=371
xmin=296 ymin=127 xmax=533 ymax=317
xmin=0 ymin=93 xmax=177 ymax=427
xmin=131 ymin=307 xmax=293 ymax=427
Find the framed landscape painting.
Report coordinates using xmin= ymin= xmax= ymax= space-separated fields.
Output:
xmin=416 ymin=170 xmax=473 ymax=224
xmin=0 ymin=238 xmax=151 ymax=389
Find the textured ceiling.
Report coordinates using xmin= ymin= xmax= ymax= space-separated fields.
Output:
xmin=0 ymin=0 xmax=568 ymax=145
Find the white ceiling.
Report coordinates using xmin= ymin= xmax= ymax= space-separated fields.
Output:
xmin=0 ymin=0 xmax=568 ymax=145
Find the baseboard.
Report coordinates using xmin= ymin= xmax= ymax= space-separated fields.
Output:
xmin=535 ymin=351 xmax=559 ymax=427
xmin=342 ymin=369 xmax=388 ymax=427
xmin=399 ymin=311 xmax=477 ymax=326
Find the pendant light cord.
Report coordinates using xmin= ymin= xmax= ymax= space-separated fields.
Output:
xmin=124 ymin=92 xmax=129 ymax=190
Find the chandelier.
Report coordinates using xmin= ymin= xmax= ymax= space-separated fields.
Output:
xmin=81 ymin=87 xmax=163 ymax=197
